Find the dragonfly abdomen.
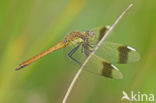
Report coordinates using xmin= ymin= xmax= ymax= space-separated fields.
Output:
xmin=15 ymin=40 xmax=65 ymax=70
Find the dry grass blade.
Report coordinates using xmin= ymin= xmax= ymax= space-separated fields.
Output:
xmin=62 ymin=3 xmax=133 ymax=103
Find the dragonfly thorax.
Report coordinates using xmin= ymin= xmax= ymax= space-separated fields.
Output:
xmin=64 ymin=32 xmax=83 ymax=45
xmin=64 ymin=31 xmax=95 ymax=46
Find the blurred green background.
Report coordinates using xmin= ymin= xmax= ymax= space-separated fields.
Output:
xmin=0 ymin=0 xmax=156 ymax=103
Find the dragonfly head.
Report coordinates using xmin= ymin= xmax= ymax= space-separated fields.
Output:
xmin=84 ymin=31 xmax=95 ymax=43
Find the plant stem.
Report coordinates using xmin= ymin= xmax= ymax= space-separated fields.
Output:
xmin=62 ymin=3 xmax=133 ymax=103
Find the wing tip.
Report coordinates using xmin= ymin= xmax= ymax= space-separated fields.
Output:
xmin=112 ymin=69 xmax=123 ymax=79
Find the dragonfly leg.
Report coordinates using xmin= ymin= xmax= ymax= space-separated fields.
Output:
xmin=81 ymin=44 xmax=84 ymax=53
xmin=84 ymin=47 xmax=93 ymax=56
xmin=87 ymin=43 xmax=94 ymax=48
xmin=68 ymin=45 xmax=81 ymax=65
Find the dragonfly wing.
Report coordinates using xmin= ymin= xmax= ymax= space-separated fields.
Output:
xmin=90 ymin=25 xmax=110 ymax=44
xmin=63 ymin=44 xmax=87 ymax=66
xmin=95 ymin=42 xmax=140 ymax=64
xmin=64 ymin=44 xmax=123 ymax=79
xmin=84 ymin=55 xmax=123 ymax=79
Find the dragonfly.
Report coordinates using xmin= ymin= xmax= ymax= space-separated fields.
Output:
xmin=15 ymin=26 xmax=140 ymax=79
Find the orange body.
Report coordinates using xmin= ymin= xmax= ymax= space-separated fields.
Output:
xmin=15 ymin=31 xmax=93 ymax=70
xmin=15 ymin=40 xmax=66 ymax=70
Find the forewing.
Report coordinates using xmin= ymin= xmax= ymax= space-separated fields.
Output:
xmin=95 ymin=42 xmax=140 ymax=64
xmin=84 ymin=55 xmax=123 ymax=79
xmin=90 ymin=25 xmax=110 ymax=44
